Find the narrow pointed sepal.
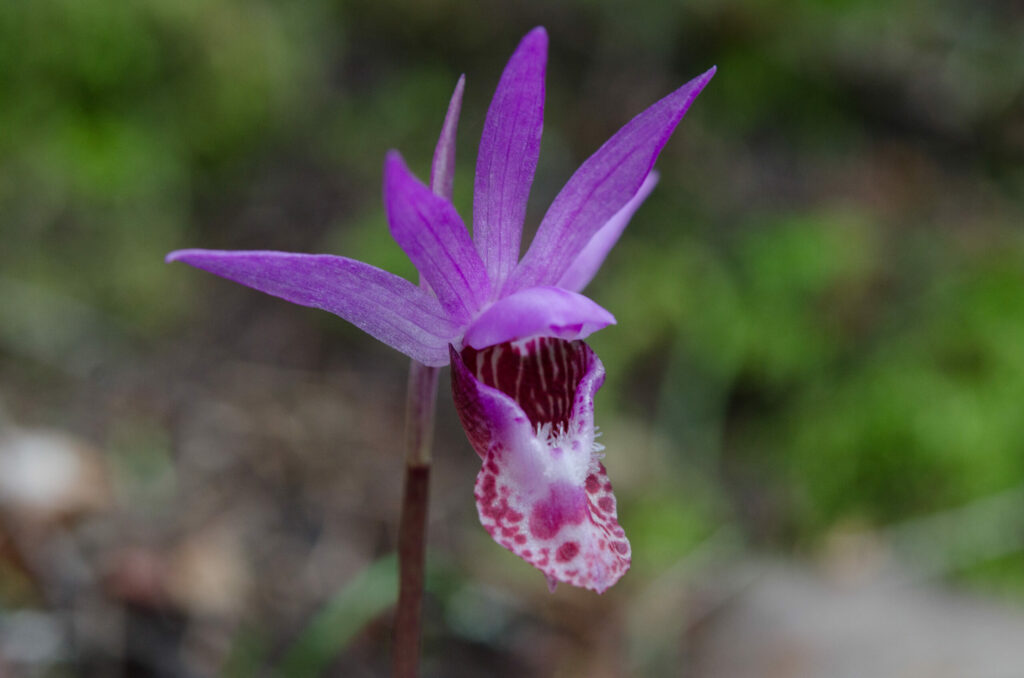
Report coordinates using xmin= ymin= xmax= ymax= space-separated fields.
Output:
xmin=557 ymin=171 xmax=659 ymax=293
xmin=507 ymin=67 xmax=715 ymax=292
xmin=431 ymin=74 xmax=465 ymax=200
xmin=165 ymin=249 xmax=458 ymax=366
xmin=384 ymin=151 xmax=491 ymax=325
xmin=450 ymin=339 xmax=630 ymax=593
xmin=473 ymin=26 xmax=547 ymax=288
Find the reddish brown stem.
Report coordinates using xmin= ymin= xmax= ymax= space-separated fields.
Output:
xmin=393 ymin=361 xmax=439 ymax=678
xmin=393 ymin=463 xmax=430 ymax=677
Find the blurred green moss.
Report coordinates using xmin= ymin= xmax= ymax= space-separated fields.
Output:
xmin=0 ymin=0 xmax=332 ymax=332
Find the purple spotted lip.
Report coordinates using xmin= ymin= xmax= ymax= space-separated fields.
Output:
xmin=453 ymin=338 xmax=629 ymax=591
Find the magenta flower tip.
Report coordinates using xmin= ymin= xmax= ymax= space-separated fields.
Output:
xmin=383 ymin=149 xmax=404 ymax=178
xmin=524 ymin=25 xmax=548 ymax=45
xmin=694 ymin=66 xmax=717 ymax=93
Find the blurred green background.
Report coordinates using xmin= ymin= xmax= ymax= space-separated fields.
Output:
xmin=1 ymin=0 xmax=1023 ymax=676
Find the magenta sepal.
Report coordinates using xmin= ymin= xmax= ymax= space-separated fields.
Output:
xmin=450 ymin=339 xmax=631 ymax=593
xmin=506 ymin=67 xmax=716 ymax=293
xmin=473 ymin=27 xmax=548 ymax=289
xmin=558 ymin=171 xmax=659 ymax=293
xmin=164 ymin=249 xmax=458 ymax=366
xmin=384 ymin=151 xmax=491 ymax=326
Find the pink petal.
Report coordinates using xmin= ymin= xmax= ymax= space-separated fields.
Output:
xmin=473 ymin=27 xmax=547 ymax=290
xmin=506 ymin=67 xmax=715 ymax=293
xmin=450 ymin=339 xmax=631 ymax=593
xmin=462 ymin=286 xmax=615 ymax=349
xmin=430 ymin=75 xmax=465 ymax=200
xmin=384 ymin=151 xmax=491 ymax=325
xmin=557 ymin=171 xmax=659 ymax=293
xmin=166 ymin=250 xmax=458 ymax=366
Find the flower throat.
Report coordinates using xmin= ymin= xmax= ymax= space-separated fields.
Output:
xmin=460 ymin=337 xmax=587 ymax=435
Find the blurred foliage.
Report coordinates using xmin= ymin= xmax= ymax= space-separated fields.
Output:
xmin=601 ymin=211 xmax=1024 ymax=537
xmin=276 ymin=554 xmax=398 ymax=678
xmin=2 ymin=0 xmax=1024 ymax=674
xmin=0 ymin=0 xmax=331 ymax=331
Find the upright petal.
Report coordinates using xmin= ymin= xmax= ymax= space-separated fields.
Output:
xmin=473 ymin=26 xmax=547 ymax=290
xmin=506 ymin=67 xmax=715 ymax=292
xmin=462 ymin=286 xmax=615 ymax=349
xmin=557 ymin=171 xmax=659 ymax=293
xmin=451 ymin=339 xmax=630 ymax=593
xmin=166 ymin=250 xmax=458 ymax=366
xmin=431 ymin=74 xmax=465 ymax=200
xmin=384 ymin=151 xmax=491 ymax=326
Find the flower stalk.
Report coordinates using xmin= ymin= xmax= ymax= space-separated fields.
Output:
xmin=393 ymin=361 xmax=438 ymax=678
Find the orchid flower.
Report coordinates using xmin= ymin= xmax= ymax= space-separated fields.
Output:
xmin=168 ymin=27 xmax=713 ymax=593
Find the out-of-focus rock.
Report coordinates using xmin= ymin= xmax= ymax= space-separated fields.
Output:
xmin=166 ymin=526 xmax=249 ymax=618
xmin=0 ymin=428 xmax=111 ymax=526
xmin=0 ymin=610 xmax=66 ymax=667
xmin=103 ymin=546 xmax=171 ymax=609
xmin=103 ymin=528 xmax=249 ymax=620
xmin=689 ymin=561 xmax=1024 ymax=678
